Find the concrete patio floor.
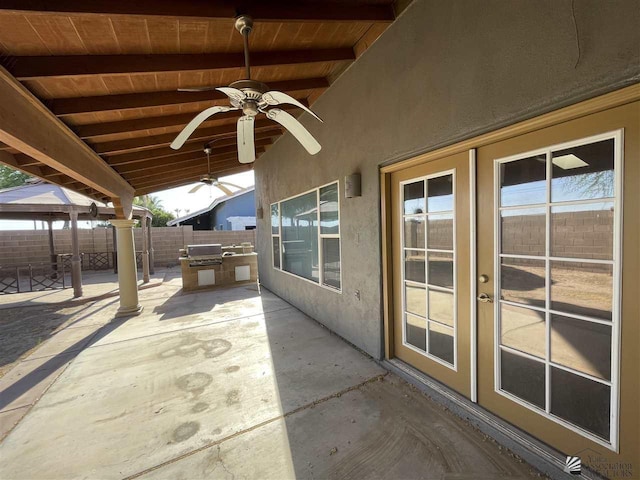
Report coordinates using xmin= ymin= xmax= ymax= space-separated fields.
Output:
xmin=0 ymin=278 xmax=543 ymax=479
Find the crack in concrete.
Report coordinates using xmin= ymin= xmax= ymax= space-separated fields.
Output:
xmin=123 ymin=372 xmax=389 ymax=480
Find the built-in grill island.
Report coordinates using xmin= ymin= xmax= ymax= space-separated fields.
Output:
xmin=179 ymin=243 xmax=257 ymax=292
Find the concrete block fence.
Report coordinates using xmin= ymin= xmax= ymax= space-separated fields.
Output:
xmin=0 ymin=226 xmax=256 ymax=269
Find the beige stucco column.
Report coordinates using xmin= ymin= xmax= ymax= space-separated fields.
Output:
xmin=69 ymin=210 xmax=83 ymax=298
xmin=110 ymin=219 xmax=143 ymax=317
xmin=140 ymin=214 xmax=150 ymax=283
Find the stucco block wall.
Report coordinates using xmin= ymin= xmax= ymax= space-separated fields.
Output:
xmin=254 ymin=0 xmax=640 ymax=358
xmin=0 ymin=227 xmax=255 ymax=268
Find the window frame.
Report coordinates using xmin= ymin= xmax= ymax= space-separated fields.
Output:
xmin=492 ymin=129 xmax=623 ymax=451
xmin=271 ymin=180 xmax=342 ymax=293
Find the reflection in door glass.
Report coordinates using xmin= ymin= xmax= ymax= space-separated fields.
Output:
xmin=402 ymin=171 xmax=456 ymax=367
xmin=404 ymin=181 xmax=425 ymax=214
xmin=496 ymin=133 xmax=619 ymax=444
xmin=550 ymin=367 xmax=610 ymax=439
xmin=429 ymin=322 xmax=454 ymax=364
xmin=406 ymin=314 xmax=426 ymax=351
xmin=551 ymin=139 xmax=614 ymax=202
xmin=500 ymin=154 xmax=546 ymax=207
xmin=500 ymin=208 xmax=545 ymax=256
xmin=428 ymin=174 xmax=453 ymax=212
xmin=500 ymin=258 xmax=545 ymax=307
xmin=550 ymin=261 xmax=612 ymax=321
xmin=404 ymin=217 xmax=425 ymax=249
xmin=551 ymin=203 xmax=614 ymax=260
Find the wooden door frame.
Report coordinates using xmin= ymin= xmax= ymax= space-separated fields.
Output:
xmin=380 ymin=83 xmax=640 ymax=392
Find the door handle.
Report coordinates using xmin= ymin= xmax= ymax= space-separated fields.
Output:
xmin=477 ymin=293 xmax=493 ymax=303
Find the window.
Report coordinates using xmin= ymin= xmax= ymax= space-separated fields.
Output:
xmin=495 ymin=132 xmax=621 ymax=445
xmin=401 ymin=171 xmax=457 ymax=368
xmin=271 ymin=182 xmax=341 ymax=291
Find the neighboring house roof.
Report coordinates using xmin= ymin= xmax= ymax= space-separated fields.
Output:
xmin=0 ymin=181 xmax=150 ymax=220
xmin=167 ymin=186 xmax=255 ymax=226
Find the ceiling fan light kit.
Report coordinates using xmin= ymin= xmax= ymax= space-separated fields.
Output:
xmin=170 ymin=15 xmax=324 ymax=163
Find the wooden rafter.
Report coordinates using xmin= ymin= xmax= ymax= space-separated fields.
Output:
xmin=122 ymin=156 xmax=257 ymax=183
xmin=51 ymin=78 xmax=329 ymax=116
xmin=134 ymin=165 xmax=253 ymax=195
xmin=104 ymin=129 xmax=280 ymax=166
xmin=0 ymin=1 xmax=395 ymax=22
xmin=74 ymin=101 xmax=306 ymax=140
xmin=107 ymin=136 xmax=273 ymax=172
xmin=0 ymin=65 xmax=134 ymax=202
xmin=10 ymin=49 xmax=355 ymax=80
xmin=112 ymin=145 xmax=268 ymax=175
xmin=0 ymin=151 xmax=106 ymax=202
xmin=91 ymin=119 xmax=282 ymax=155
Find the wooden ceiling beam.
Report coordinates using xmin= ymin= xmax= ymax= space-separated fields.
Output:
xmin=51 ymin=78 xmax=329 ymax=116
xmin=104 ymin=129 xmax=280 ymax=166
xmin=0 ymin=151 xmax=104 ymax=203
xmin=109 ymin=139 xmax=272 ymax=171
xmin=133 ymin=165 xmax=252 ymax=195
xmin=0 ymin=65 xmax=134 ymax=203
xmin=0 ymin=1 xmax=394 ymax=23
xmin=75 ymin=101 xmax=304 ymax=140
xmin=113 ymin=145 xmax=268 ymax=175
xmin=10 ymin=49 xmax=354 ymax=80
xmin=91 ymin=118 xmax=281 ymax=155
xmin=122 ymin=156 xmax=254 ymax=183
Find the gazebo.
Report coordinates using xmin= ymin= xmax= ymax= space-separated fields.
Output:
xmin=0 ymin=181 xmax=152 ymax=297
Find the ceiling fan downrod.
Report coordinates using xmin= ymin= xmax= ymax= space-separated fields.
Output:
xmin=235 ymin=15 xmax=253 ymax=80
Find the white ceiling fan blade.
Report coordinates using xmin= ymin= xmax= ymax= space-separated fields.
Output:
xmin=189 ymin=183 xmax=205 ymax=194
xmin=215 ymin=184 xmax=234 ymax=196
xmin=216 ymin=87 xmax=246 ymax=104
xmin=218 ymin=181 xmax=243 ymax=190
xmin=266 ymin=109 xmax=321 ymax=155
xmin=262 ymin=91 xmax=323 ymax=123
xmin=170 ymin=106 xmax=235 ymax=150
xmin=237 ymin=116 xmax=256 ymax=164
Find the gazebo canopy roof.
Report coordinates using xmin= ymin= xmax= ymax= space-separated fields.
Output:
xmin=0 ymin=181 xmax=150 ymax=221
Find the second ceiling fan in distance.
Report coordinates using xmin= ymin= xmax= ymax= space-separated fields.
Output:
xmin=170 ymin=15 xmax=323 ymax=163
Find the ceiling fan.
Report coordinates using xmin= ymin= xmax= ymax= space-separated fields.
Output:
xmin=170 ymin=15 xmax=323 ymax=163
xmin=189 ymin=146 xmax=243 ymax=194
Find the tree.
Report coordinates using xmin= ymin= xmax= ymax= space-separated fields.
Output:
xmin=0 ymin=165 xmax=31 ymax=189
xmin=134 ymin=195 xmax=175 ymax=227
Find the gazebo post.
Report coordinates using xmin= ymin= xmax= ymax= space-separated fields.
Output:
xmin=47 ymin=218 xmax=56 ymax=272
xmin=112 ymin=225 xmax=117 ymax=274
xmin=141 ymin=213 xmax=150 ymax=283
xmin=69 ymin=210 xmax=83 ymax=298
xmin=148 ymin=216 xmax=155 ymax=275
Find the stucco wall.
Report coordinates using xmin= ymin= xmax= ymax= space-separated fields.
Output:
xmin=254 ymin=0 xmax=640 ymax=358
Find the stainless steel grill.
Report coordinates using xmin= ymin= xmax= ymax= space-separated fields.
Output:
xmin=185 ymin=244 xmax=223 ymax=266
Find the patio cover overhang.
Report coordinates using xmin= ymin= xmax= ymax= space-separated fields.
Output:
xmin=0 ymin=1 xmax=399 ymax=213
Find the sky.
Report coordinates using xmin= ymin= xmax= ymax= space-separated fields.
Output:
xmin=0 ymin=171 xmax=255 ymax=230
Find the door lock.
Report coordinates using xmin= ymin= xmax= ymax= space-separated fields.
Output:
xmin=477 ymin=293 xmax=493 ymax=303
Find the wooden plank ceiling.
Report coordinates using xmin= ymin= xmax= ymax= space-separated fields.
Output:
xmin=0 ymin=1 xmax=396 ymax=199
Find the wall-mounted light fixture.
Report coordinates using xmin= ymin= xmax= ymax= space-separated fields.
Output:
xmin=256 ymin=206 xmax=264 ymax=219
xmin=345 ymin=173 xmax=361 ymax=198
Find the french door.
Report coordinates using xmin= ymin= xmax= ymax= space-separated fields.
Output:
xmin=386 ymin=96 xmax=639 ymax=469
xmin=390 ymin=151 xmax=471 ymax=397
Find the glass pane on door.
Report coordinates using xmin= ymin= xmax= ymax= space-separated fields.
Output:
xmin=402 ymin=172 xmax=457 ymax=367
xmin=495 ymin=134 xmax=620 ymax=444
